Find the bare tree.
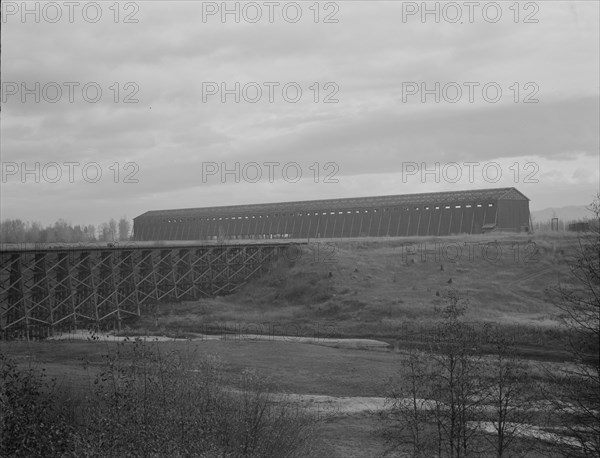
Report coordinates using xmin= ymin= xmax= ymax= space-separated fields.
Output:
xmin=53 ymin=219 xmax=72 ymax=242
xmin=429 ymin=290 xmax=484 ymax=458
xmin=386 ymin=290 xmax=485 ymax=457
xmin=108 ymin=218 xmax=118 ymax=241
xmin=0 ymin=219 xmax=27 ymax=243
xmin=98 ymin=222 xmax=111 ymax=242
xmin=84 ymin=224 xmax=96 ymax=241
xmin=118 ymin=217 xmax=131 ymax=241
xmin=387 ymin=348 xmax=433 ymax=457
xmin=551 ymin=195 xmax=600 ymax=456
xmin=483 ymin=330 xmax=533 ymax=457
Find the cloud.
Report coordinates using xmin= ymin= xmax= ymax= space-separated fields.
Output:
xmin=1 ymin=0 xmax=598 ymax=226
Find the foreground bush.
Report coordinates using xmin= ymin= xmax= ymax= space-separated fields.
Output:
xmin=0 ymin=353 xmax=74 ymax=457
xmin=0 ymin=341 xmax=316 ymax=457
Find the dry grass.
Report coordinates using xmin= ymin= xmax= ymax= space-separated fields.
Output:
xmin=122 ymin=232 xmax=581 ymax=359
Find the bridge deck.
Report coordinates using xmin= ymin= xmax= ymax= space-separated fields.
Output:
xmin=0 ymin=240 xmax=305 ymax=253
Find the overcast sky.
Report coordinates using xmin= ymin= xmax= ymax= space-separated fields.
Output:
xmin=1 ymin=0 xmax=599 ymax=227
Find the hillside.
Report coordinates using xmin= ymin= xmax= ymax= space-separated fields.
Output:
xmin=128 ymin=232 xmax=586 ymax=354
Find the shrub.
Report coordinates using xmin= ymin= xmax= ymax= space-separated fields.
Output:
xmin=0 ymin=352 xmax=74 ymax=457
xmin=1 ymin=341 xmax=317 ymax=457
xmin=78 ymin=339 xmax=316 ymax=457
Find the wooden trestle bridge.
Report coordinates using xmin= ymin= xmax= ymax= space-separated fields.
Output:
xmin=0 ymin=242 xmax=295 ymax=339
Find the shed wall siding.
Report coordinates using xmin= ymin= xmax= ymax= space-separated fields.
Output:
xmin=496 ymin=199 xmax=530 ymax=231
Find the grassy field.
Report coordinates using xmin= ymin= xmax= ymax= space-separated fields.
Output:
xmin=1 ymin=232 xmax=592 ymax=456
xmin=121 ymin=232 xmax=581 ymax=358
xmin=2 ymin=336 xmax=570 ymax=456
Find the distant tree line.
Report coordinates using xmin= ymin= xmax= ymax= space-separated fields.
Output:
xmin=0 ymin=218 xmax=132 ymax=243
